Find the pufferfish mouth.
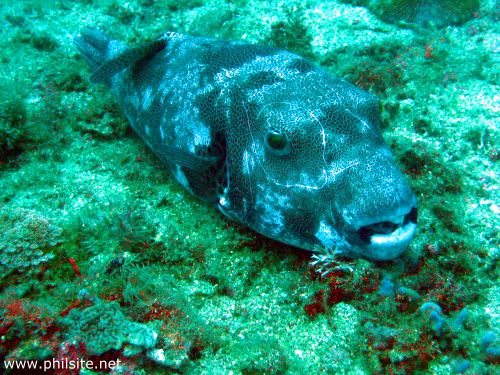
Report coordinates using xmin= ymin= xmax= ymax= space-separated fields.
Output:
xmin=354 ymin=206 xmax=418 ymax=260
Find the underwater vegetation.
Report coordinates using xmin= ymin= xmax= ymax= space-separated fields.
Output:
xmin=62 ymin=301 xmax=157 ymax=356
xmin=265 ymin=5 xmax=315 ymax=59
xmin=340 ymin=0 xmax=480 ymax=27
xmin=0 ymin=208 xmax=62 ymax=283
xmin=0 ymin=97 xmax=28 ymax=163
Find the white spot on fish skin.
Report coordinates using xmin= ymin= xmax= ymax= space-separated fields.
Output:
xmin=219 ymin=196 xmax=228 ymax=207
xmin=171 ymin=106 xmax=210 ymax=153
xmin=250 ymin=141 xmax=265 ymax=162
xmin=142 ymin=87 xmax=154 ymax=110
xmin=315 ymin=220 xmax=336 ymax=249
xmin=145 ymin=125 xmax=151 ymax=137
xmin=242 ymin=150 xmax=255 ymax=175
xmin=215 ymin=68 xmax=238 ymax=84
xmin=172 ymin=165 xmax=192 ymax=193
xmin=218 ymin=187 xmax=244 ymax=223
xmin=193 ymin=125 xmax=211 ymax=148
xmin=259 ymin=202 xmax=284 ymax=236
xmin=159 ymin=125 xmax=166 ymax=142
xmin=255 ymin=187 xmax=291 ymax=237
xmin=218 ymin=186 xmax=230 ymax=209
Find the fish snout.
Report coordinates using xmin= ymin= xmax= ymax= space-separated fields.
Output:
xmin=348 ymin=200 xmax=418 ymax=260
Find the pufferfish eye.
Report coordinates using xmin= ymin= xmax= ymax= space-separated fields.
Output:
xmin=264 ymin=130 xmax=291 ymax=156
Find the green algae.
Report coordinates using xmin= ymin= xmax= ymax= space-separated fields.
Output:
xmin=0 ymin=0 xmax=498 ymax=374
xmin=0 ymin=208 xmax=62 ymax=283
xmin=0 ymin=97 xmax=27 ymax=162
xmin=265 ymin=5 xmax=315 ymax=59
xmin=63 ymin=301 xmax=158 ymax=355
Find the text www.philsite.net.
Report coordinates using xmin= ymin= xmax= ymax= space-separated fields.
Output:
xmin=4 ymin=358 xmax=122 ymax=372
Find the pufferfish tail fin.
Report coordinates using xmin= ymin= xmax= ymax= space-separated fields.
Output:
xmin=74 ymin=29 xmax=167 ymax=86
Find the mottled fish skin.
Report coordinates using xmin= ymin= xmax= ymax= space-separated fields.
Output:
xmin=75 ymin=30 xmax=417 ymax=261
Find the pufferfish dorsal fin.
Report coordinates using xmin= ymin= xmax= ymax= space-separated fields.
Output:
xmin=90 ymin=37 xmax=168 ymax=84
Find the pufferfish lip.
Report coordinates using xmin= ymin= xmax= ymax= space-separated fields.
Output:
xmin=355 ymin=206 xmax=418 ymax=260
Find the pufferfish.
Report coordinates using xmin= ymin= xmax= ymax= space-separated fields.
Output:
xmin=74 ymin=29 xmax=417 ymax=261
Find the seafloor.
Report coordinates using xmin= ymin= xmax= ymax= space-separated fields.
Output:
xmin=0 ymin=0 xmax=498 ymax=374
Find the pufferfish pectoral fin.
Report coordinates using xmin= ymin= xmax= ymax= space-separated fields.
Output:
xmin=153 ymin=142 xmax=228 ymax=204
xmin=153 ymin=143 xmax=218 ymax=171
